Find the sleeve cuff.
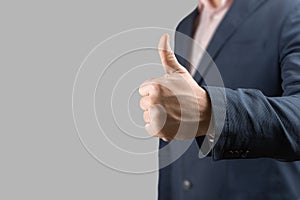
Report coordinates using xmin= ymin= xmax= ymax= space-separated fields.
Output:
xmin=197 ymin=86 xmax=228 ymax=160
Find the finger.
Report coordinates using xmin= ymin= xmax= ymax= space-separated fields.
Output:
xmin=162 ymin=137 xmax=172 ymax=142
xmin=145 ymin=124 xmax=164 ymax=138
xmin=144 ymin=104 xmax=167 ymax=137
xmin=139 ymin=96 xmax=152 ymax=110
xmin=139 ymin=83 xmax=152 ymax=96
xmin=158 ymin=34 xmax=185 ymax=74
xmin=143 ymin=110 xmax=150 ymax=123
xmin=145 ymin=123 xmax=157 ymax=137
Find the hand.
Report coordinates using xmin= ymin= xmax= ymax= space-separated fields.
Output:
xmin=139 ymin=34 xmax=212 ymax=142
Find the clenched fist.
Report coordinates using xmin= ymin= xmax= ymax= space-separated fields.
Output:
xmin=139 ymin=34 xmax=212 ymax=141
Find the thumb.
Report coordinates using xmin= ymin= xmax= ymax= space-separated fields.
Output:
xmin=158 ymin=34 xmax=186 ymax=74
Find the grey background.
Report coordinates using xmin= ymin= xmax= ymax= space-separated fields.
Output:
xmin=0 ymin=0 xmax=196 ymax=199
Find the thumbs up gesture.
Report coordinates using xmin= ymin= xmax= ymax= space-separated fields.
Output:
xmin=139 ymin=34 xmax=212 ymax=141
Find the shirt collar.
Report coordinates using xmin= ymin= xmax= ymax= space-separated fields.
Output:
xmin=198 ymin=0 xmax=230 ymax=12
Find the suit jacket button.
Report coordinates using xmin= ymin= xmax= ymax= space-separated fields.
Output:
xmin=182 ymin=180 xmax=192 ymax=190
xmin=224 ymin=150 xmax=234 ymax=158
xmin=241 ymin=150 xmax=250 ymax=158
xmin=234 ymin=150 xmax=240 ymax=157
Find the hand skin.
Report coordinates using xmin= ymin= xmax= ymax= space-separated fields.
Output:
xmin=211 ymin=0 xmax=225 ymax=8
xmin=139 ymin=34 xmax=212 ymax=142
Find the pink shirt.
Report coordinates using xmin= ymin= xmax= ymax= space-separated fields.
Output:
xmin=189 ymin=0 xmax=234 ymax=76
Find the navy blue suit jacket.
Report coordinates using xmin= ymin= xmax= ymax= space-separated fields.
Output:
xmin=159 ymin=0 xmax=300 ymax=199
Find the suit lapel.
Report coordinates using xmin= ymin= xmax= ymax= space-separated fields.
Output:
xmin=175 ymin=8 xmax=199 ymax=68
xmin=193 ymin=0 xmax=267 ymax=83
xmin=206 ymin=0 xmax=266 ymax=59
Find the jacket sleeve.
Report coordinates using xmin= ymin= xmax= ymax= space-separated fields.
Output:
xmin=198 ymin=3 xmax=300 ymax=161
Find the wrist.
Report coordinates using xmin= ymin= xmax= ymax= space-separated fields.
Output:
xmin=196 ymin=88 xmax=212 ymax=136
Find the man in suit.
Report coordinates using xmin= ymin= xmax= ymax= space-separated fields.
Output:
xmin=139 ymin=0 xmax=300 ymax=199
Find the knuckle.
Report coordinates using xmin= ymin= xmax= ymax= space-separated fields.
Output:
xmin=149 ymin=95 xmax=158 ymax=104
xmin=143 ymin=111 xmax=149 ymax=122
xmin=139 ymin=98 xmax=146 ymax=109
xmin=152 ymin=83 xmax=162 ymax=93
xmin=138 ymin=86 xmax=144 ymax=95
